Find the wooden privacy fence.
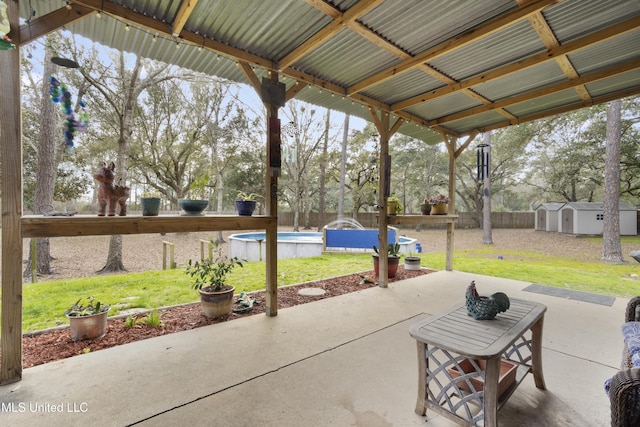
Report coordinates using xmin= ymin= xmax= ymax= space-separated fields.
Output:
xmin=278 ymin=211 xmax=535 ymax=230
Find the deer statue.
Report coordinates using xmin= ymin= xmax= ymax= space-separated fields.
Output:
xmin=93 ymin=162 xmax=130 ymax=216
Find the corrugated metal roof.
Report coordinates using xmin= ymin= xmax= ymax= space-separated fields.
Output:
xmin=16 ymin=0 xmax=640 ymax=146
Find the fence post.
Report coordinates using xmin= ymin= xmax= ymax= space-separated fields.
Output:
xmin=30 ymin=238 xmax=37 ymax=283
xmin=162 ymin=241 xmax=175 ymax=269
xmin=199 ymin=239 xmax=213 ymax=261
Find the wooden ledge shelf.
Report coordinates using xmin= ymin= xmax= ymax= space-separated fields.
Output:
xmin=21 ymin=215 xmax=277 ymax=238
xmin=387 ymin=214 xmax=458 ymax=226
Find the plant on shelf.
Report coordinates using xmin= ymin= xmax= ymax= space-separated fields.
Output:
xmin=372 ymin=242 xmax=401 ymax=278
xmin=235 ymin=192 xmax=263 ymax=216
xmin=387 ymin=194 xmax=402 ymax=215
xmin=427 ymin=194 xmax=450 ymax=205
xmin=178 ymin=176 xmax=211 ymax=215
xmin=65 ymin=297 xmax=110 ymax=341
xmin=186 ymin=241 xmax=243 ymax=318
xmin=141 ymin=188 xmax=162 ymax=216
xmin=427 ymin=193 xmax=450 ymax=215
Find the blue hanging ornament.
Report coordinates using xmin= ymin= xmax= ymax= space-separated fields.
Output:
xmin=49 ymin=76 xmax=61 ymax=103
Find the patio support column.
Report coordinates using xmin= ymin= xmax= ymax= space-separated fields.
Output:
xmin=238 ymin=62 xmax=280 ymax=316
xmin=0 ymin=0 xmax=24 ymax=384
xmin=369 ymin=109 xmax=403 ymax=288
xmin=264 ymin=71 xmax=281 ymax=316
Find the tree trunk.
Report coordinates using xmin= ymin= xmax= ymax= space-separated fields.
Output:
xmin=338 ymin=114 xmax=349 ymax=228
xmin=481 ymin=132 xmax=493 ymax=244
xmin=317 ymin=109 xmax=330 ymax=231
xmin=602 ymin=100 xmax=624 ymax=263
xmin=97 ymin=235 xmax=127 ymax=273
xmin=24 ymin=42 xmax=58 ymax=278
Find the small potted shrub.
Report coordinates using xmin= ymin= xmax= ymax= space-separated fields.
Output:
xmin=387 ymin=195 xmax=402 ymax=215
xmin=427 ymin=193 xmax=450 ymax=215
xmin=65 ymin=297 xmax=110 ymax=341
xmin=235 ymin=192 xmax=262 ymax=216
xmin=186 ymin=241 xmax=243 ymax=319
xmin=372 ymin=243 xmax=401 ymax=278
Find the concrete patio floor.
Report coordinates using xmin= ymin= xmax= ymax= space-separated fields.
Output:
xmin=0 ymin=270 xmax=625 ymax=426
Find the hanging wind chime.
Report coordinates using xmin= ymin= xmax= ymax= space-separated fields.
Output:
xmin=49 ymin=75 xmax=89 ymax=155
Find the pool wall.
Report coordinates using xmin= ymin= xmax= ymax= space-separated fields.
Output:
xmin=228 ymin=230 xmax=417 ymax=262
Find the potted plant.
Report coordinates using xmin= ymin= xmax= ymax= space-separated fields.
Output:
xmin=140 ymin=190 xmax=162 ymax=216
xmin=427 ymin=193 xmax=450 ymax=215
xmin=372 ymin=243 xmax=401 ymax=278
xmin=420 ymin=198 xmax=432 ymax=215
xmin=387 ymin=195 xmax=402 ymax=216
xmin=178 ymin=176 xmax=211 ymax=215
xmin=404 ymin=252 xmax=422 ymax=270
xmin=186 ymin=241 xmax=243 ymax=319
xmin=65 ymin=297 xmax=110 ymax=341
xmin=235 ymin=192 xmax=262 ymax=216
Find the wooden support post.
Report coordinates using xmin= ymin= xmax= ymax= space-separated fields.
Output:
xmin=265 ymin=71 xmax=280 ymax=316
xmin=162 ymin=241 xmax=176 ymax=269
xmin=1 ymin=0 xmax=23 ymax=384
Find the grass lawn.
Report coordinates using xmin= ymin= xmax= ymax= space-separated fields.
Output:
xmin=18 ymin=245 xmax=640 ymax=333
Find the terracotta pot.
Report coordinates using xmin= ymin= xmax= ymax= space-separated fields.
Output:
xmin=372 ymin=255 xmax=399 ymax=278
xmin=430 ymin=203 xmax=448 ymax=215
xmin=199 ymin=286 xmax=235 ymax=319
xmin=67 ymin=311 xmax=109 ymax=342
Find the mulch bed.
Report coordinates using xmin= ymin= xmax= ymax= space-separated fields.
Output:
xmin=22 ymin=267 xmax=433 ymax=368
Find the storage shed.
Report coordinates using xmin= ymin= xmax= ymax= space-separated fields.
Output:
xmin=535 ymin=203 xmax=565 ymax=232
xmin=559 ymin=202 xmax=637 ymax=235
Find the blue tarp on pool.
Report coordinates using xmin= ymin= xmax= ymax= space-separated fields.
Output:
xmin=324 ymin=229 xmax=396 ymax=250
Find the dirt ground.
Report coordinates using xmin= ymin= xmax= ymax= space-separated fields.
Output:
xmin=14 ymin=227 xmax=635 ymax=280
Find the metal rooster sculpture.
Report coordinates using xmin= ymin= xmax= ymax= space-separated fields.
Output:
xmin=465 ymin=281 xmax=510 ymax=320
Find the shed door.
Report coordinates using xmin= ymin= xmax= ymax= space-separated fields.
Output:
xmin=562 ymin=208 xmax=573 ymax=233
xmin=538 ymin=210 xmax=546 ymax=231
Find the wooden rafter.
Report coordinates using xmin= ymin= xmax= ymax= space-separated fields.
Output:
xmin=390 ymin=15 xmax=640 ymax=111
xmin=346 ymin=0 xmax=559 ymax=95
xmin=279 ymin=0 xmax=383 ymax=70
xmin=172 ymin=0 xmax=200 ymax=37
xmin=433 ymin=59 xmax=640 ymax=127
xmin=19 ymin=3 xmax=94 ymax=43
xmin=523 ymin=5 xmax=591 ymax=101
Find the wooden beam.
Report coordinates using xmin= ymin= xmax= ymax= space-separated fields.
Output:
xmin=432 ymin=58 xmax=640 ymax=126
xmin=278 ymin=0 xmax=383 ymax=70
xmin=21 ymin=215 xmax=277 ymax=238
xmin=525 ymin=8 xmax=591 ymax=101
xmin=479 ymin=85 xmax=640 ymax=133
xmin=19 ymin=3 xmax=94 ymax=44
xmin=172 ymin=0 xmax=200 ymax=36
xmin=68 ymin=0 xmax=276 ymax=70
xmin=237 ymin=61 xmax=262 ymax=95
xmin=347 ymin=0 xmax=559 ymax=95
xmin=285 ymin=81 xmax=308 ymax=102
xmin=390 ymin=15 xmax=640 ymax=112
xmin=0 ymin=0 xmax=23 ymax=384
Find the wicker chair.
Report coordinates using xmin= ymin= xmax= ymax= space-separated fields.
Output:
xmin=609 ymin=296 xmax=640 ymax=427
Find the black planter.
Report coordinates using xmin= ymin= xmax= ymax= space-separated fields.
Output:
xmin=236 ymin=200 xmax=257 ymax=216
xmin=178 ymin=199 xmax=209 ymax=216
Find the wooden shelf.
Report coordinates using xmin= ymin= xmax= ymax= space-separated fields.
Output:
xmin=387 ymin=214 xmax=458 ymax=225
xmin=21 ymin=215 xmax=277 ymax=238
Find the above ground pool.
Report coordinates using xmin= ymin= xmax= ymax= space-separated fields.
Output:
xmin=228 ymin=231 xmax=416 ymax=262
